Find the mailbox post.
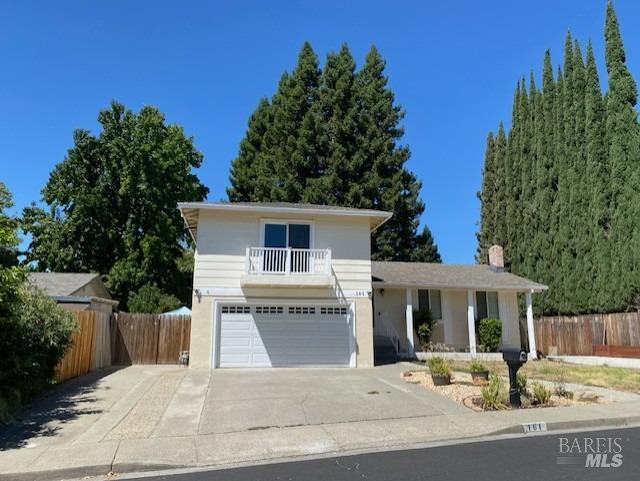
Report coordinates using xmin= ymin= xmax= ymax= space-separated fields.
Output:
xmin=502 ymin=347 xmax=528 ymax=408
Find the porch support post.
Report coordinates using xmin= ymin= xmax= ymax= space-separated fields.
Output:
xmin=526 ymin=291 xmax=537 ymax=359
xmin=467 ymin=289 xmax=477 ymax=357
xmin=406 ymin=288 xmax=414 ymax=358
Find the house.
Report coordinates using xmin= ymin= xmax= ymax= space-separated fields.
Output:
xmin=179 ymin=202 xmax=547 ymax=369
xmin=28 ymin=272 xmax=119 ymax=314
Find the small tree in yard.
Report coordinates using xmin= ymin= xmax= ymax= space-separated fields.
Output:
xmin=478 ymin=318 xmax=502 ymax=352
xmin=128 ymin=284 xmax=181 ymax=314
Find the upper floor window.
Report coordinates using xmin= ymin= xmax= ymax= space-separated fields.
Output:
xmin=263 ymin=221 xmax=311 ymax=249
xmin=417 ymin=289 xmax=442 ymax=320
xmin=476 ymin=291 xmax=499 ymax=320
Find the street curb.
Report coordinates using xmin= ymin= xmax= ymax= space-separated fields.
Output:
xmin=4 ymin=417 xmax=640 ymax=481
xmin=486 ymin=414 xmax=640 ymax=436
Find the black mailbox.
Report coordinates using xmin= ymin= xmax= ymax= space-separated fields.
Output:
xmin=502 ymin=347 xmax=528 ymax=363
xmin=502 ymin=346 xmax=528 ymax=408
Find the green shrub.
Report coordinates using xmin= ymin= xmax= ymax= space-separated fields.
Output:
xmin=478 ymin=318 xmax=502 ymax=352
xmin=530 ymin=382 xmax=552 ymax=405
xmin=470 ymin=361 xmax=487 ymax=373
xmin=427 ymin=356 xmax=452 ymax=376
xmin=0 ymin=289 xmax=76 ymax=421
xmin=481 ymin=375 xmax=507 ymax=410
xmin=517 ymin=372 xmax=529 ymax=398
xmin=128 ymin=284 xmax=181 ymax=314
xmin=415 ymin=310 xmax=436 ymax=347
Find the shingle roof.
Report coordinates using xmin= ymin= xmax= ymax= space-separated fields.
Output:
xmin=28 ymin=272 xmax=101 ymax=296
xmin=371 ymin=261 xmax=547 ymax=292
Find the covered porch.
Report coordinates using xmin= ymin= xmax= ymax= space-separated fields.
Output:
xmin=371 ymin=260 xmax=548 ymax=361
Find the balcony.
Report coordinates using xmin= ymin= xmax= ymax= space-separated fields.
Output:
xmin=241 ymin=247 xmax=333 ymax=288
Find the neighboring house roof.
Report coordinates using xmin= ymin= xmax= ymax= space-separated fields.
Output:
xmin=28 ymin=272 xmax=103 ymax=296
xmin=51 ymin=295 xmax=119 ymax=306
xmin=178 ymin=201 xmax=393 ymax=240
xmin=371 ymin=261 xmax=548 ymax=292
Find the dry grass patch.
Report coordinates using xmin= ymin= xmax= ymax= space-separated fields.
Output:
xmin=404 ymin=370 xmax=603 ymax=411
xmin=448 ymin=360 xmax=640 ymax=394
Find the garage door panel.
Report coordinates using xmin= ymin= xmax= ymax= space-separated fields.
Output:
xmin=218 ymin=304 xmax=351 ymax=368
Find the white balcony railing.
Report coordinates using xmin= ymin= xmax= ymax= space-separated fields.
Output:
xmin=246 ymin=247 xmax=331 ymax=276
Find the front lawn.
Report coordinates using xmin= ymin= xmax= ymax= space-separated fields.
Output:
xmin=448 ymin=359 xmax=640 ymax=394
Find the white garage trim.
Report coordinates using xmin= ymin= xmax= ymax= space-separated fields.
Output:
xmin=211 ymin=298 xmax=356 ymax=369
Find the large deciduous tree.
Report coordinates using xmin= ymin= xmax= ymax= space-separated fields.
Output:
xmin=228 ymin=43 xmax=441 ymax=262
xmin=23 ymin=101 xmax=208 ymax=309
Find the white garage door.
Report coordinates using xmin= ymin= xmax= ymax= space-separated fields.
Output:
xmin=217 ymin=304 xmax=352 ymax=368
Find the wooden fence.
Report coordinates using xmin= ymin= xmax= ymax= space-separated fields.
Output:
xmin=55 ymin=311 xmax=191 ymax=382
xmin=521 ymin=312 xmax=640 ymax=356
xmin=112 ymin=313 xmax=191 ymax=365
xmin=55 ymin=311 xmax=112 ymax=382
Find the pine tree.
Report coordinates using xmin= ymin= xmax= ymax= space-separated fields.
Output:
xmin=354 ymin=46 xmax=439 ymax=261
xmin=227 ymin=43 xmax=441 ymax=262
xmin=228 ymin=98 xmax=272 ymax=201
xmin=228 ymin=42 xmax=321 ymax=202
xmin=307 ymin=44 xmax=358 ymax=205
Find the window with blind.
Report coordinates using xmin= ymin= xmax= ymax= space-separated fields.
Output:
xmin=476 ymin=291 xmax=499 ymax=320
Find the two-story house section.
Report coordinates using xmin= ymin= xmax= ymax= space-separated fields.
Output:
xmin=179 ymin=202 xmax=392 ymax=369
xmin=180 ymin=201 xmax=548 ymax=370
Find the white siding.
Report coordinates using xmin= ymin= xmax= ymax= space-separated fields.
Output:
xmin=193 ymin=212 xmax=373 ymax=293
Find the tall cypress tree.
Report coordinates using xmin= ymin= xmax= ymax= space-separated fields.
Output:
xmin=584 ymin=41 xmax=609 ymax=311
xmin=604 ymin=0 xmax=640 ymax=309
xmin=478 ymin=2 xmax=640 ymax=314
xmin=569 ymin=41 xmax=589 ymax=311
xmin=477 ymin=132 xmax=496 ymax=262
xmin=533 ymin=51 xmax=556 ymax=313
xmin=492 ymin=123 xmax=508 ymax=253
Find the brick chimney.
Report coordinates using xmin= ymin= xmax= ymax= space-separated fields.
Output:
xmin=488 ymin=245 xmax=504 ymax=272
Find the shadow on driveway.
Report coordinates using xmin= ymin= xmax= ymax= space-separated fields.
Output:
xmin=0 ymin=367 xmax=123 ymax=450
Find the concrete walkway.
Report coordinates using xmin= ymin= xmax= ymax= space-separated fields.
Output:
xmin=1 ymin=363 xmax=640 ymax=481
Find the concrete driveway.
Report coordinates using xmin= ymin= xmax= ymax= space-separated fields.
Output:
xmin=200 ymin=364 xmax=466 ymax=434
xmin=9 ymin=362 xmax=638 ymax=479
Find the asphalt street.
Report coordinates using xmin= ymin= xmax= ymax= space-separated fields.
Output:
xmin=125 ymin=426 xmax=640 ymax=481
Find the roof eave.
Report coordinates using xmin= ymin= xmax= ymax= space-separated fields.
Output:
xmin=372 ymin=281 xmax=547 ymax=292
xmin=177 ymin=202 xmax=393 ymax=237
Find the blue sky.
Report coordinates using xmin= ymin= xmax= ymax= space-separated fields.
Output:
xmin=2 ymin=1 xmax=639 ymax=263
